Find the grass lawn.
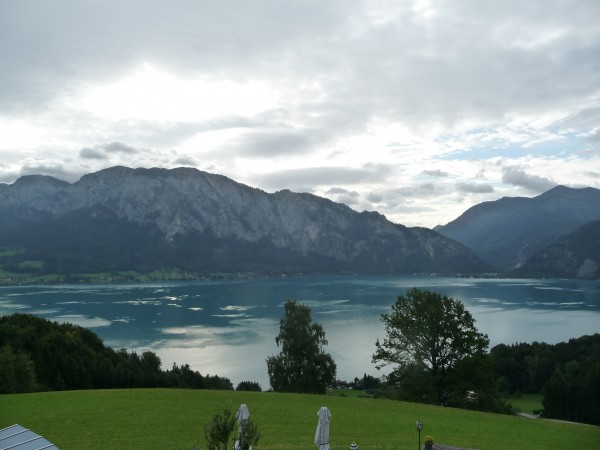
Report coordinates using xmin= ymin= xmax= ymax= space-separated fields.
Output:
xmin=508 ymin=394 xmax=544 ymax=414
xmin=327 ymin=388 xmax=373 ymax=399
xmin=1 ymin=389 xmax=598 ymax=450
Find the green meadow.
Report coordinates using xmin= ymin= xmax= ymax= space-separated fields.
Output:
xmin=507 ymin=394 xmax=544 ymax=415
xmin=1 ymin=389 xmax=598 ymax=450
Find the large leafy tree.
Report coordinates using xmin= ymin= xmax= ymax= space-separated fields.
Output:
xmin=266 ymin=300 xmax=336 ymax=394
xmin=372 ymin=288 xmax=489 ymax=404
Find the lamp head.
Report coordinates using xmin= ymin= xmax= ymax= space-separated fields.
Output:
xmin=416 ymin=419 xmax=423 ymax=431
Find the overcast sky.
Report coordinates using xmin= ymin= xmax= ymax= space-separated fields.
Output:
xmin=1 ymin=0 xmax=599 ymax=227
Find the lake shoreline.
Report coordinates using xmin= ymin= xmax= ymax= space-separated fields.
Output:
xmin=1 ymin=268 xmax=583 ymax=287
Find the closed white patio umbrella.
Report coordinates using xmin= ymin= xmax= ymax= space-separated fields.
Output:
xmin=314 ymin=406 xmax=331 ymax=450
xmin=234 ymin=403 xmax=250 ymax=450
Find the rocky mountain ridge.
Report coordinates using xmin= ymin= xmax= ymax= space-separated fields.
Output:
xmin=0 ymin=166 xmax=490 ymax=279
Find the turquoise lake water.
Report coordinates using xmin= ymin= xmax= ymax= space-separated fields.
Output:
xmin=1 ymin=275 xmax=599 ymax=388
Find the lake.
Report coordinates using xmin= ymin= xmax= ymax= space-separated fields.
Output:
xmin=1 ymin=275 xmax=599 ymax=389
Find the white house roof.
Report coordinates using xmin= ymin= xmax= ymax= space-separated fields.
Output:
xmin=0 ymin=424 xmax=59 ymax=449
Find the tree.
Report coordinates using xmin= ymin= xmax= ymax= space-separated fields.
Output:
xmin=204 ymin=408 xmax=236 ymax=450
xmin=543 ymin=360 xmax=600 ymax=425
xmin=0 ymin=345 xmax=37 ymax=393
xmin=372 ymin=289 xmax=489 ymax=404
xmin=542 ymin=367 xmax=569 ymax=420
xmin=266 ymin=300 xmax=336 ymax=394
xmin=447 ymin=354 xmax=511 ymax=413
xmin=236 ymin=381 xmax=262 ymax=392
xmin=0 ymin=313 xmax=235 ymax=393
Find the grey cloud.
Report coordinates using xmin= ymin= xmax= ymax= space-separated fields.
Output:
xmin=257 ymin=167 xmax=358 ymax=192
xmin=326 ymin=187 xmax=352 ymax=195
xmin=556 ymin=107 xmax=600 ymax=133
xmin=0 ymin=170 xmax=19 ymax=184
xmin=386 ymin=203 xmax=435 ymax=215
xmin=338 ymin=194 xmax=360 ymax=206
xmin=366 ymin=192 xmax=384 ymax=203
xmin=390 ymin=183 xmax=444 ymax=199
xmin=325 ymin=187 xmax=360 ymax=205
xmin=456 ymin=182 xmax=494 ymax=194
xmin=365 ymin=183 xmax=446 ymax=212
xmin=104 ymin=118 xmax=256 ymax=150
xmin=80 ymin=147 xmax=108 ymax=160
xmin=502 ymin=166 xmax=557 ymax=192
xmin=79 ymin=141 xmax=140 ymax=160
xmin=588 ymin=129 xmax=600 ymax=143
xmin=255 ymin=164 xmax=393 ymax=192
xmin=18 ymin=163 xmax=79 ymax=183
xmin=311 ymin=1 xmax=600 ymax=133
xmin=103 ymin=141 xmax=138 ymax=154
xmin=422 ymin=169 xmax=449 ymax=178
xmin=2 ymin=0 xmax=598 ymax=148
xmin=0 ymin=1 xmax=347 ymax=112
xmin=218 ymin=128 xmax=326 ymax=158
xmin=173 ymin=156 xmax=197 ymax=166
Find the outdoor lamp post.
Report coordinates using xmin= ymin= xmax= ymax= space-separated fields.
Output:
xmin=416 ymin=419 xmax=423 ymax=450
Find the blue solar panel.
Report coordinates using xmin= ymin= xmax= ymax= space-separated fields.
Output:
xmin=0 ymin=424 xmax=59 ymax=449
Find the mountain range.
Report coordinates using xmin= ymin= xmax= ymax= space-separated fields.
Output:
xmin=1 ymin=167 xmax=598 ymax=282
xmin=0 ymin=166 xmax=490 ymax=281
xmin=435 ymin=185 xmax=600 ymax=272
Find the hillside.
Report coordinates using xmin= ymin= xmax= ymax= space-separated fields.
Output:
xmin=2 ymin=389 xmax=599 ymax=450
xmin=435 ymin=185 xmax=600 ymax=270
xmin=516 ymin=220 xmax=600 ymax=279
xmin=0 ymin=166 xmax=491 ymax=281
xmin=0 ymin=313 xmax=233 ymax=393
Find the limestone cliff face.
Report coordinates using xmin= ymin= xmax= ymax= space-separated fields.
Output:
xmin=0 ymin=166 xmax=489 ymax=275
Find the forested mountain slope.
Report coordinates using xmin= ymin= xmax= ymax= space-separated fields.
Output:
xmin=435 ymin=186 xmax=600 ymax=270
xmin=516 ymin=220 xmax=600 ymax=279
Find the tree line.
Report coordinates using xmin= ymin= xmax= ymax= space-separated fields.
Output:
xmin=266 ymin=291 xmax=599 ymax=425
xmin=491 ymin=334 xmax=600 ymax=424
xmin=0 ymin=313 xmax=233 ymax=393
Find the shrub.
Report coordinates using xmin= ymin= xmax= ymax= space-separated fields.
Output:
xmin=204 ymin=408 xmax=236 ymax=450
xmin=237 ymin=418 xmax=261 ymax=450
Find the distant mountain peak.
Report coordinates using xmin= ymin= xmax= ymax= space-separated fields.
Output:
xmin=436 ymin=186 xmax=600 ymax=270
xmin=13 ymin=174 xmax=70 ymax=187
xmin=537 ymin=184 xmax=599 ymax=199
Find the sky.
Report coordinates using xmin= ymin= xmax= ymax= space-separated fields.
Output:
xmin=1 ymin=0 xmax=599 ymax=228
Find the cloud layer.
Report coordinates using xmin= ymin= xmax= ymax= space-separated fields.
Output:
xmin=1 ymin=0 xmax=599 ymax=226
